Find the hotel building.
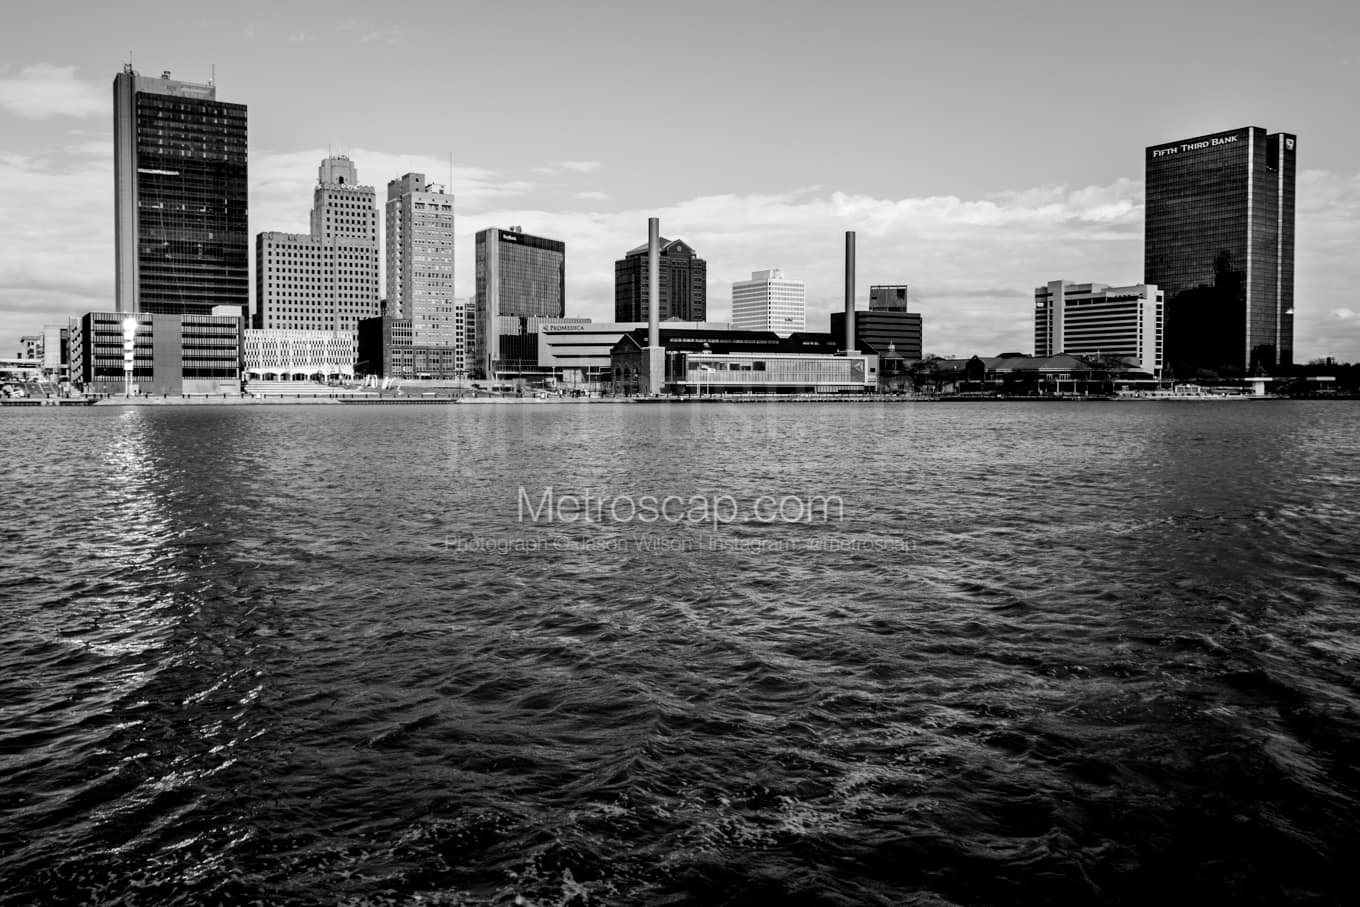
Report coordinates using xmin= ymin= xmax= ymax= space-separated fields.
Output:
xmin=113 ymin=66 xmax=248 ymax=318
xmin=1145 ymin=126 xmax=1296 ymax=374
xmin=1034 ymin=281 xmax=1163 ymax=374
xmin=255 ymin=156 xmax=380 ymax=336
xmin=475 ymin=227 xmax=565 ymax=378
xmin=614 ymin=237 xmax=706 ymax=322
xmin=732 ymin=269 xmax=806 ymax=337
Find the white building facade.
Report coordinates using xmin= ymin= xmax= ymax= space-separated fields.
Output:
xmin=242 ymin=329 xmax=356 ymax=380
xmin=731 ymin=269 xmax=806 ymax=337
xmin=255 ymin=156 xmax=380 ymax=333
xmin=1034 ymin=281 xmax=1164 ymax=373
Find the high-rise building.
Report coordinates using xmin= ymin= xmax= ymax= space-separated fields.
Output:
xmin=255 ymin=156 xmax=380 ymax=342
xmin=475 ymin=227 xmax=565 ymax=378
xmin=1145 ymin=126 xmax=1296 ymax=375
xmin=1034 ymin=281 xmax=1163 ymax=373
xmin=113 ymin=65 xmax=248 ymax=318
xmin=869 ymin=285 xmax=909 ymax=312
xmin=385 ymin=173 xmax=458 ymax=348
xmin=732 ymin=269 xmax=806 ymax=336
xmin=614 ymin=237 xmax=706 ymax=322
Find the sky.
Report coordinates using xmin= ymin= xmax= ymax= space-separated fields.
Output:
xmin=2 ymin=0 xmax=1359 ymax=360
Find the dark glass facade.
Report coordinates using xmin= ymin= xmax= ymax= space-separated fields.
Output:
xmin=1145 ymin=126 xmax=1295 ymax=375
xmin=473 ymin=228 xmax=565 ymax=377
xmin=614 ymin=238 xmax=707 ymax=322
xmin=831 ymin=311 xmax=923 ymax=361
xmin=115 ymin=69 xmax=249 ymax=318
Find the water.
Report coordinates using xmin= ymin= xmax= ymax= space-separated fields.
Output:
xmin=2 ymin=401 xmax=1359 ymax=905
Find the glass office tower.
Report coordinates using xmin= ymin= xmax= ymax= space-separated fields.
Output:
xmin=1145 ymin=126 xmax=1295 ymax=375
xmin=474 ymin=227 xmax=565 ymax=378
xmin=114 ymin=65 xmax=249 ymax=318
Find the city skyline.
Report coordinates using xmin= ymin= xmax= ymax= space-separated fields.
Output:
xmin=2 ymin=1 xmax=1360 ymax=360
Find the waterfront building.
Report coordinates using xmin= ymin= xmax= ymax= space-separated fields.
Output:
xmin=356 ymin=316 xmax=462 ymax=380
xmin=830 ymin=309 xmax=923 ymax=363
xmin=1145 ymin=126 xmax=1296 ymax=374
xmin=869 ymin=285 xmax=910 ymax=312
xmin=386 ymin=174 xmax=460 ymax=357
xmin=1034 ymin=281 xmax=1163 ymax=374
xmin=731 ymin=269 xmax=806 ymax=337
xmin=70 ymin=311 xmax=242 ymax=395
xmin=114 ymin=65 xmax=248 ymax=318
xmin=614 ymin=237 xmax=706 ymax=323
xmin=255 ymin=156 xmax=381 ymax=335
xmin=608 ymin=328 xmax=877 ymax=395
xmin=242 ymin=328 xmax=356 ymax=381
xmin=475 ymin=227 xmax=565 ymax=378
xmin=19 ymin=335 xmax=42 ymax=360
xmin=537 ymin=320 xmax=731 ymax=386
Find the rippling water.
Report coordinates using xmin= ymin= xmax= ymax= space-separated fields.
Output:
xmin=3 ymin=401 xmax=1359 ymax=905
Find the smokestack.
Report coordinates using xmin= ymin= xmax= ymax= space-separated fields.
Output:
xmin=648 ymin=217 xmax=660 ymax=348
xmin=844 ymin=231 xmax=856 ymax=353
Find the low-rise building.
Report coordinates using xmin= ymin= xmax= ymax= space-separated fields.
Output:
xmin=242 ymin=329 xmax=356 ymax=380
xmin=71 ymin=311 xmax=242 ymax=396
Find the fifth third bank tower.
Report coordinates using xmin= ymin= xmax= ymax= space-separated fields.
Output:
xmin=1145 ymin=126 xmax=1295 ymax=376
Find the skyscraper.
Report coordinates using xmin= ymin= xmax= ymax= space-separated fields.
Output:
xmin=614 ymin=237 xmax=706 ymax=322
xmin=1145 ymin=126 xmax=1296 ymax=375
xmin=475 ymin=227 xmax=565 ymax=378
xmin=113 ymin=65 xmax=248 ymax=317
xmin=254 ymin=156 xmax=380 ymax=333
xmin=732 ymin=269 xmax=806 ymax=336
xmin=386 ymin=173 xmax=459 ymax=353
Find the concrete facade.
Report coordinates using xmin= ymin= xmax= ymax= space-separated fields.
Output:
xmin=255 ymin=156 xmax=380 ymax=334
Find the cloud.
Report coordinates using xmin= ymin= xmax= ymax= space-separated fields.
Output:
xmin=3 ymin=148 xmax=1360 ymax=365
xmin=287 ymin=33 xmax=308 ymax=43
xmin=559 ymin=161 xmax=602 ymax=173
xmin=0 ymin=64 xmax=103 ymax=119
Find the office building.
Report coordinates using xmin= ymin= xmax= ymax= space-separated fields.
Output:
xmin=475 ymin=227 xmax=565 ymax=378
xmin=732 ymin=269 xmax=806 ymax=336
xmin=1145 ymin=126 xmax=1296 ymax=374
xmin=614 ymin=237 xmax=706 ymax=323
xmin=869 ymin=285 xmax=909 ymax=312
xmin=71 ymin=311 xmax=241 ymax=396
xmin=357 ymin=315 xmax=462 ymax=380
xmin=830 ymin=310 xmax=923 ymax=362
xmin=386 ymin=173 xmax=459 ymax=351
xmin=114 ymin=65 xmax=248 ymax=318
xmin=255 ymin=156 xmax=380 ymax=334
xmin=1034 ymin=281 xmax=1163 ymax=373
xmin=19 ymin=336 xmax=42 ymax=360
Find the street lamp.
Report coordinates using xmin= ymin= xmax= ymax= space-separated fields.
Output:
xmin=699 ymin=364 xmax=714 ymax=398
xmin=121 ymin=316 xmax=138 ymax=397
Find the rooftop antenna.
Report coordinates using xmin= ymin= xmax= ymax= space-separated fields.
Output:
xmin=211 ymin=63 xmax=215 ymax=86
xmin=448 ymin=152 xmax=453 ymax=196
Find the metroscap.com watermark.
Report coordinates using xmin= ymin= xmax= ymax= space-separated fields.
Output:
xmin=517 ymin=486 xmax=845 ymax=528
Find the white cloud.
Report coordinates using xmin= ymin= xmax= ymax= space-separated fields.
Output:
xmin=3 ymin=149 xmax=1360 ymax=365
xmin=559 ymin=161 xmax=602 ymax=173
xmin=0 ymin=64 xmax=103 ymax=119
